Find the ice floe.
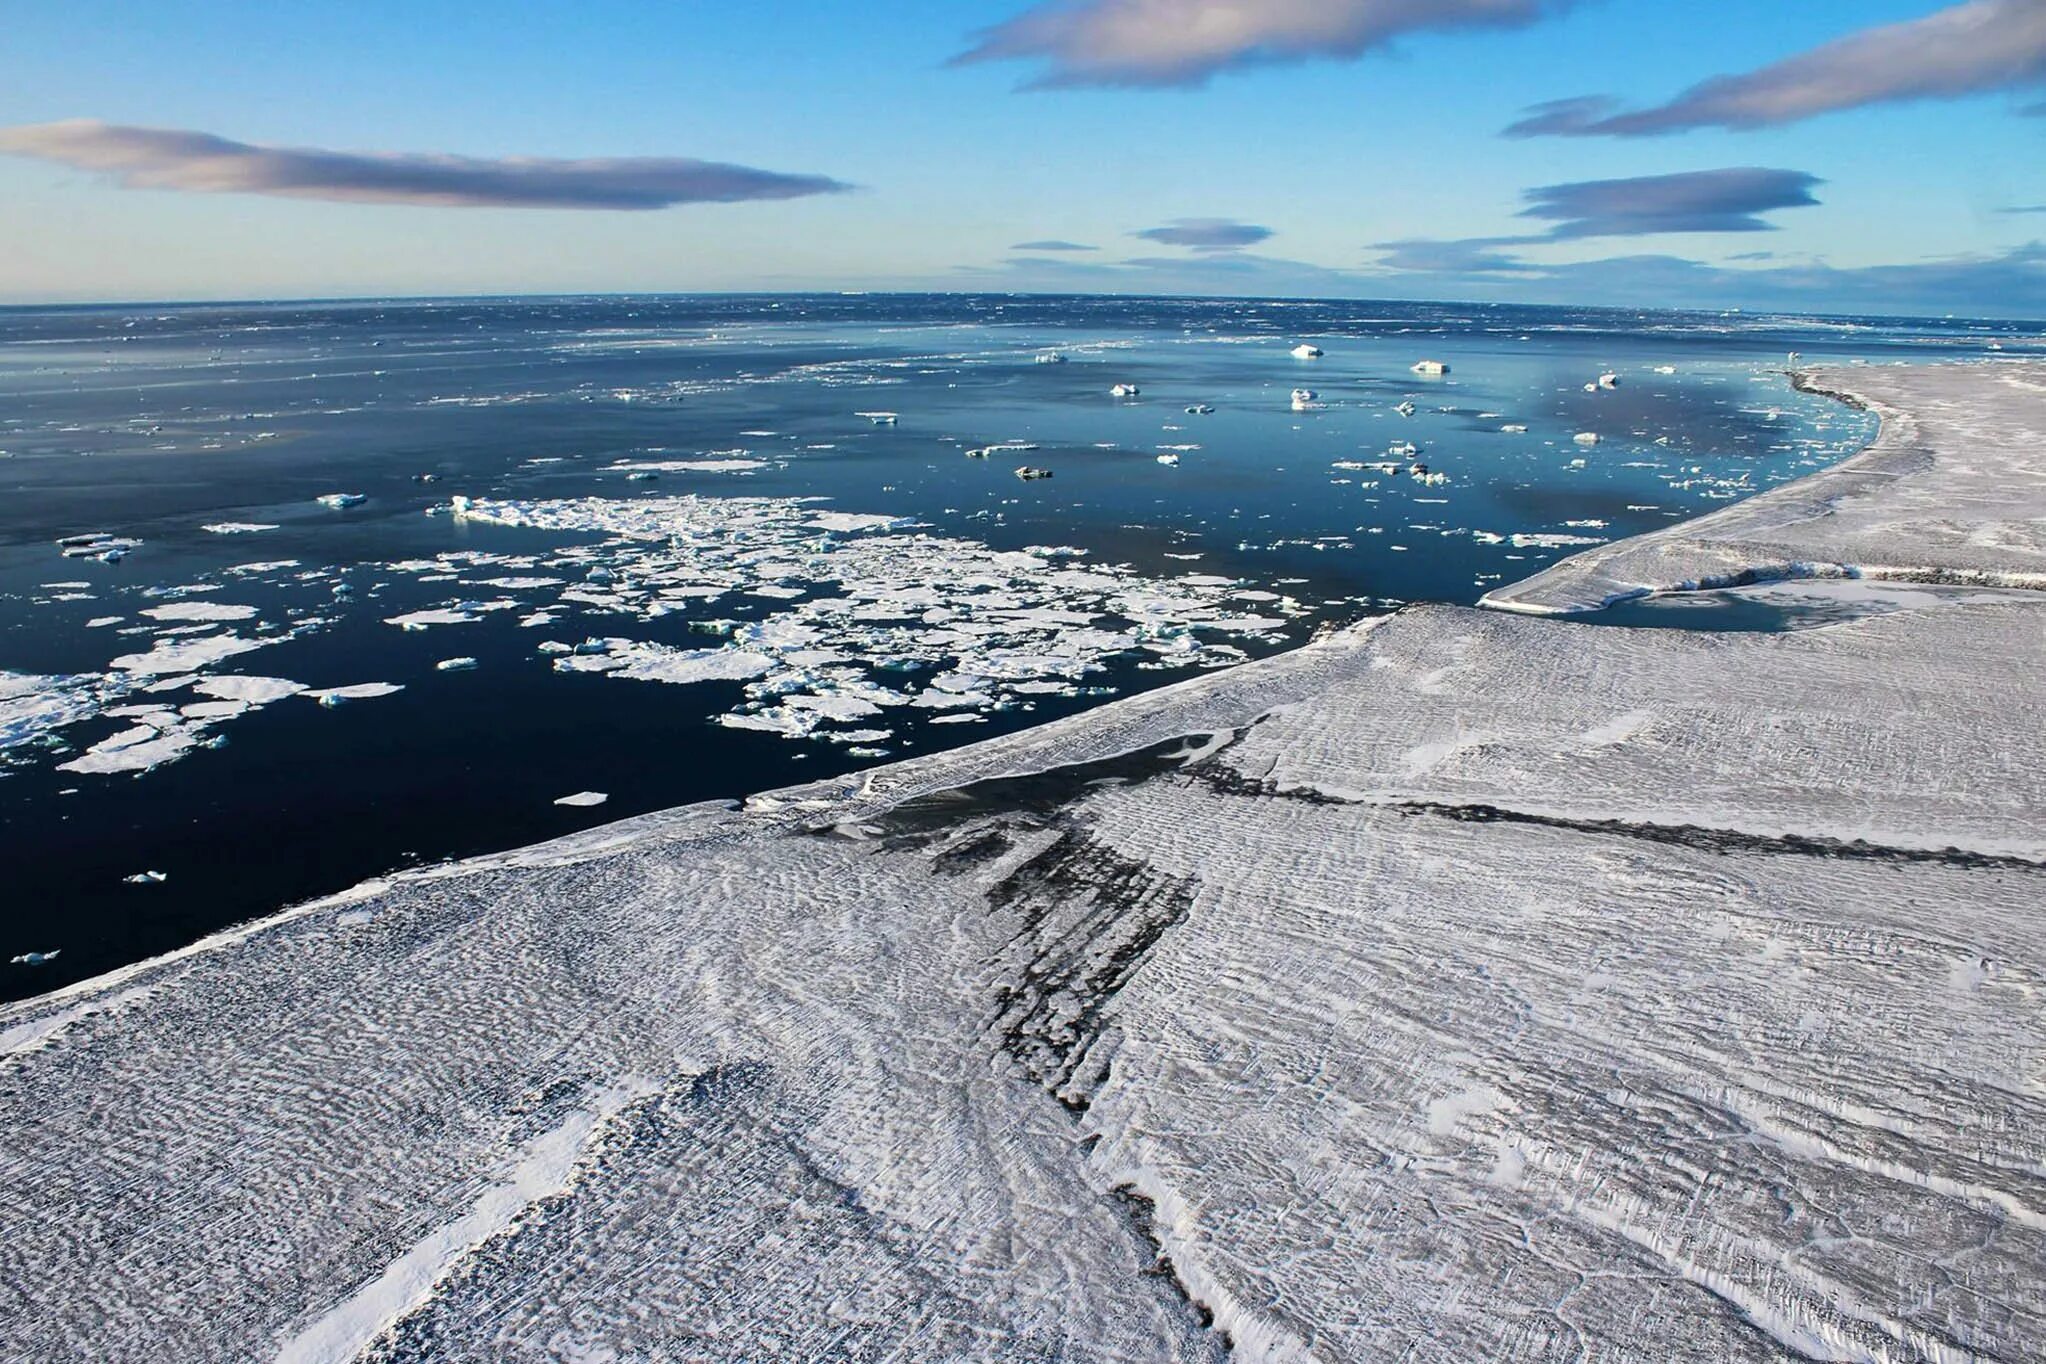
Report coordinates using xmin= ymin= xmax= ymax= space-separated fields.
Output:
xmin=303 ymin=683 xmax=405 ymax=706
xmin=445 ymin=492 xmax=1307 ymax=739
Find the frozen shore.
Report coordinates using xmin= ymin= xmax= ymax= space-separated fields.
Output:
xmin=2 ymin=364 xmax=2042 ymax=1362
xmin=1486 ymin=363 xmax=2046 ymax=614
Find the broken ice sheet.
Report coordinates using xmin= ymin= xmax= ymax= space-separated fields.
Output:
xmin=451 ymin=493 xmax=1310 ymax=739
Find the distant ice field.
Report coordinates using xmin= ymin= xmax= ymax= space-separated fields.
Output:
xmin=0 ymin=292 xmax=2029 ymax=999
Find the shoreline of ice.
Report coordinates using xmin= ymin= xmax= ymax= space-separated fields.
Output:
xmin=0 ymin=363 xmax=2040 ymax=1362
xmin=1484 ymin=362 xmax=2046 ymax=614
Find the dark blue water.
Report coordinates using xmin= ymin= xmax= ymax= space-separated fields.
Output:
xmin=2 ymin=293 xmax=2031 ymax=999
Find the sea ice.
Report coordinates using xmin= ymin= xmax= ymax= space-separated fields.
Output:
xmin=303 ymin=684 xmax=405 ymax=706
xmin=553 ymin=792 xmax=609 ymax=807
xmin=108 ymin=633 xmax=270 ymax=676
xmin=140 ymin=602 xmax=259 ymax=623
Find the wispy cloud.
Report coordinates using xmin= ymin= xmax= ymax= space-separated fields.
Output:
xmin=1011 ymin=238 xmax=1099 ymax=251
xmin=1507 ymin=0 xmax=2046 ymax=136
xmin=1371 ymin=168 xmax=1822 ymax=275
xmin=1133 ymin=217 xmax=1273 ymax=251
xmin=1520 ymin=168 xmax=1822 ymax=238
xmin=957 ymin=0 xmax=1572 ymax=89
xmin=0 ymin=120 xmax=852 ymax=209
xmin=1368 ymin=237 xmax=1539 ymax=275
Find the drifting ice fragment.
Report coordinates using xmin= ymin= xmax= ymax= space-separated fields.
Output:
xmin=553 ymin=792 xmax=609 ymax=807
xmin=1035 ymin=352 xmax=1066 ymax=364
xmin=123 ymin=870 xmax=168 ymax=885
xmin=1573 ymin=432 xmax=1602 ymax=446
xmin=8 ymin=950 xmax=60 ymax=966
xmin=1110 ymin=383 xmax=1140 ymax=398
xmin=201 ymin=523 xmax=279 ymax=535
xmin=304 ymin=683 xmax=405 ymax=707
xmin=1157 ymin=454 xmax=1180 ymax=467
xmin=1411 ymin=360 xmax=1449 ymax=375
xmin=315 ymin=493 xmax=367 ymax=510
xmin=435 ymin=657 xmax=479 ymax=672
xmin=1598 ymin=372 xmax=1620 ymax=388
xmin=1185 ymin=404 xmax=1215 ymax=415
xmin=1014 ymin=466 xmax=1053 ymax=481
xmin=1394 ymin=401 xmax=1416 ymax=417
xmin=1291 ymin=344 xmax=1323 ymax=359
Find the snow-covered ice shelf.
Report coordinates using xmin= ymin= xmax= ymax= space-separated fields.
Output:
xmin=1487 ymin=362 xmax=2046 ymax=614
xmin=0 ymin=363 xmax=2040 ymax=1362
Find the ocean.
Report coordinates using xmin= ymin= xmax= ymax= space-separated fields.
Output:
xmin=1 ymin=293 xmax=2032 ymax=999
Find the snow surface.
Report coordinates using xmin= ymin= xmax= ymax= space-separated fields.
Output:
xmin=1489 ymin=362 xmax=2046 ymax=613
xmin=0 ymin=364 xmax=2040 ymax=1362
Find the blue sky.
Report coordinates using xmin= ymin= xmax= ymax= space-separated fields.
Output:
xmin=1 ymin=0 xmax=2041 ymax=313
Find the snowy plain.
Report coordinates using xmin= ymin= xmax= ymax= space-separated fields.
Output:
xmin=0 ymin=363 xmax=2040 ymax=1362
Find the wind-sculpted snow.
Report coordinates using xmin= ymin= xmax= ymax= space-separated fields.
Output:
xmin=1 ymin=588 xmax=2041 ymax=1362
xmin=1487 ymin=362 xmax=2046 ymax=613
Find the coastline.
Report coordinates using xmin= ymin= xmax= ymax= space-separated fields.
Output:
xmin=1484 ymin=360 xmax=2046 ymax=614
xmin=2 ymin=362 xmax=2041 ymax=1362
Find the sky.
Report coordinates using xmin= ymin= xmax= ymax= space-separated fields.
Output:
xmin=0 ymin=0 xmax=2042 ymax=315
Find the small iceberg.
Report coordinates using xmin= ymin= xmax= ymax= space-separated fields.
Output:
xmin=1110 ymin=383 xmax=1141 ymax=398
xmin=9 ymin=950 xmax=60 ymax=966
xmin=1598 ymin=372 xmax=1620 ymax=389
xmin=123 ymin=870 xmax=168 ymax=885
xmin=1411 ymin=360 xmax=1449 ymax=376
xmin=316 ymin=493 xmax=367 ymax=510
xmin=858 ymin=411 xmax=899 ymax=426
xmin=964 ymin=447 xmax=990 ymax=459
xmin=1291 ymin=344 xmax=1323 ymax=359
xmin=1573 ymin=432 xmax=1601 ymax=446
xmin=1035 ymin=352 xmax=1067 ymax=365
xmin=554 ymin=791 xmax=609 ymax=808
xmin=1653 ymin=365 xmax=1676 ymax=375
xmin=1185 ymin=404 xmax=1215 ymax=415
xmin=435 ymin=657 xmax=479 ymax=672
xmin=1394 ymin=401 xmax=1416 ymax=417
xmin=1387 ymin=441 xmax=1418 ymax=458
xmin=1291 ymin=389 xmax=1319 ymax=408
xmin=1500 ymin=423 xmax=1528 ymax=434
xmin=1014 ymin=466 xmax=1053 ymax=481
xmin=1156 ymin=453 xmax=1180 ymax=467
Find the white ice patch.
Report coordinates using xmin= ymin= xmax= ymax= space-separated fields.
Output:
xmin=1 ymin=671 xmax=111 ymax=756
xmin=553 ymin=639 xmax=776 ymax=687
xmin=140 ymin=602 xmax=259 ymax=623
xmin=384 ymin=609 xmax=479 ymax=631
xmin=201 ymin=522 xmax=278 ymax=535
xmin=191 ymin=676 xmax=307 ymax=705
xmin=304 ymin=684 xmax=405 ymax=706
xmin=554 ymin=791 xmax=609 ymax=807
xmin=446 ymin=493 xmax=1305 ymax=738
xmin=108 ymin=633 xmax=270 ymax=676
xmin=609 ymin=458 xmax=767 ymax=474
